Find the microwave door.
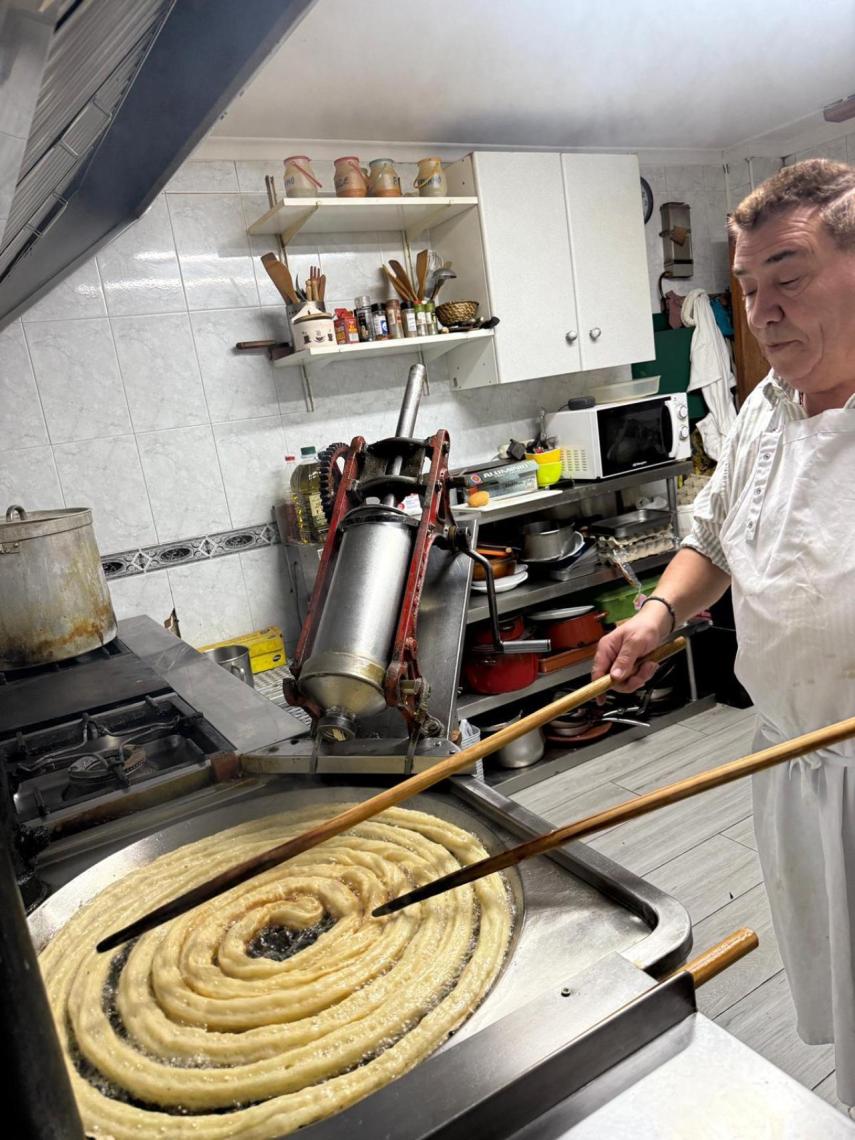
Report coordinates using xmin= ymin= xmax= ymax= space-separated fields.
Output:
xmin=599 ymin=400 xmax=673 ymax=475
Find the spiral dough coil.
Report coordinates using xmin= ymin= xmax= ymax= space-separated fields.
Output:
xmin=38 ymin=804 xmax=513 ymax=1138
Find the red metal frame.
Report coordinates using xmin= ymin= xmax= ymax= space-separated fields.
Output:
xmin=284 ymin=429 xmax=455 ymax=737
xmin=384 ymin=429 xmax=453 ymax=732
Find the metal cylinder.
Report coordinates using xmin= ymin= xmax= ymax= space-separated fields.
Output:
xmin=299 ymin=507 xmax=414 ymax=722
xmin=0 ymin=505 xmax=117 ymax=669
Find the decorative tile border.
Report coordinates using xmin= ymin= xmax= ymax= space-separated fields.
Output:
xmin=101 ymin=520 xmax=281 ymax=580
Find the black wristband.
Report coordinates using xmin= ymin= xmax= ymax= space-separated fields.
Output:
xmin=641 ymin=595 xmax=676 ymax=634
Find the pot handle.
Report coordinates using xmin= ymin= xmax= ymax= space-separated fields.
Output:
xmin=5 ymin=504 xmax=27 ymax=521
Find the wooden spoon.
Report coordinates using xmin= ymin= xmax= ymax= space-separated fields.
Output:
xmin=260 ymin=253 xmax=299 ymax=304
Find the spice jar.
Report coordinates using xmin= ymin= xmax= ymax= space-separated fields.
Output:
xmin=333 ymin=156 xmax=369 ymax=198
xmin=343 ymin=309 xmax=359 ymax=343
xmin=415 ymin=303 xmax=429 ymax=337
xmin=334 ymin=311 xmax=348 ymax=345
xmin=367 ymin=158 xmax=402 ymax=197
xmin=385 ymin=299 xmax=403 ymax=339
xmin=414 ymin=157 xmax=447 ymax=198
xmin=401 ymin=301 xmax=418 ymax=338
xmin=370 ymin=302 xmax=389 ymax=339
xmin=423 ymin=300 xmax=439 ymax=335
xmin=283 ymin=156 xmax=322 ymax=198
xmin=354 ymin=296 xmax=374 ymax=342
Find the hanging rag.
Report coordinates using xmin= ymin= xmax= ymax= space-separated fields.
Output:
xmin=681 ymin=288 xmax=738 ymax=460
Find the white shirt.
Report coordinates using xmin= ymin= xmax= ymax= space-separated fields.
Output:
xmin=682 ymin=372 xmax=855 ymax=573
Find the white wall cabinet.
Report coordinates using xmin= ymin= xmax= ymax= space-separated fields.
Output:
xmin=440 ymin=150 xmax=654 ymax=389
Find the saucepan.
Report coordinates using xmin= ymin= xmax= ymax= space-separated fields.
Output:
xmin=523 ymin=521 xmax=584 ymax=563
xmin=474 ymin=709 xmax=545 ymax=768
xmin=527 ymin=605 xmax=607 ymax=651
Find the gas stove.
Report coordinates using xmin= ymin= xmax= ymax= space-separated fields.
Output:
xmin=0 ymin=618 xmax=306 ymax=909
xmin=4 ymin=693 xmax=231 ymax=835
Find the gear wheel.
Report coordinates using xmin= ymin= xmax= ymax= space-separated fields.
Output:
xmin=318 ymin=442 xmax=350 ymax=522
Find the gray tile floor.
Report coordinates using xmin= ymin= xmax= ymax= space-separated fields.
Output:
xmin=511 ymin=703 xmax=851 ymax=1118
xmin=255 ymin=671 xmax=850 ymax=1117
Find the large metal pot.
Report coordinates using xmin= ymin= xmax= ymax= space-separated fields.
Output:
xmin=0 ymin=505 xmax=117 ymax=669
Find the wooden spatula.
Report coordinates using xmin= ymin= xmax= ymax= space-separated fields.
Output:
xmin=260 ymin=253 xmax=299 ymax=304
xmin=416 ymin=248 xmax=428 ymax=302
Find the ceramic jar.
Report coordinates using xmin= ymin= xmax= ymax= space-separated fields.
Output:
xmin=333 ymin=156 xmax=369 ymax=197
xmin=283 ymin=156 xmax=322 ymax=198
xmin=291 ymin=303 xmax=336 ymax=348
xmin=414 ymin=157 xmax=447 ymax=197
xmin=367 ymin=158 xmax=402 ymax=197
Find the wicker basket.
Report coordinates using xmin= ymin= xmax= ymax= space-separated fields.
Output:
xmin=436 ymin=300 xmax=479 ymax=327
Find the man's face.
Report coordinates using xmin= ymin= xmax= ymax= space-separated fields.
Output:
xmin=734 ymin=205 xmax=855 ymax=398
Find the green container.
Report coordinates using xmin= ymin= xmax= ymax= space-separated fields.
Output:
xmin=595 ymin=577 xmax=661 ymax=625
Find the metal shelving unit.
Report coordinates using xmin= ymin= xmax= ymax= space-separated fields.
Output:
xmin=457 ymin=461 xmax=692 ymax=525
xmin=458 ymin=656 xmax=596 ymax=718
xmin=466 ymin=550 xmax=674 ymax=625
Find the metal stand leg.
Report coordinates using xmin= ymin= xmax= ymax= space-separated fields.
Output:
xmin=686 ymin=636 xmax=699 ymax=702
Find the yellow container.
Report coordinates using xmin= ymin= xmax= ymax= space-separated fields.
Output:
xmin=198 ymin=627 xmax=286 ymax=674
xmin=525 ymin=449 xmax=563 ymax=488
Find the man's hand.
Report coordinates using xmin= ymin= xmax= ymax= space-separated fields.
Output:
xmin=592 ymin=604 xmax=674 ymax=693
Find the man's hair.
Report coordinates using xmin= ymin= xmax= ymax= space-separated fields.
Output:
xmin=730 ymin=158 xmax=855 ymax=250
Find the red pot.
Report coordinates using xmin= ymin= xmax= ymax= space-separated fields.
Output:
xmin=462 ymin=649 xmax=539 ymax=694
xmin=539 ymin=611 xmax=606 ymax=652
xmin=469 ymin=614 xmax=525 ymax=647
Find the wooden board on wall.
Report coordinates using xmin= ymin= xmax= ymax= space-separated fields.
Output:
xmin=729 ymin=228 xmax=769 ymax=407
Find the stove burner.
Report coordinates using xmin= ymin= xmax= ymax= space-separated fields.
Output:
xmin=67 ymin=745 xmax=147 ymax=786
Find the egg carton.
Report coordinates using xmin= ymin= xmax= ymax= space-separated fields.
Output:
xmin=597 ymin=527 xmax=676 ymax=564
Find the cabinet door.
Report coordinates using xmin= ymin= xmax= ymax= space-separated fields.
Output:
xmin=561 ymin=154 xmax=654 ymax=370
xmin=474 ymin=152 xmax=580 ymax=383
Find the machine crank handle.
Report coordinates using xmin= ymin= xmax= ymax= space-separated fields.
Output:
xmin=458 ymin=543 xmax=550 ymax=653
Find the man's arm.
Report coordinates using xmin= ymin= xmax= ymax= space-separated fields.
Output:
xmin=591 ymin=548 xmax=731 ymax=691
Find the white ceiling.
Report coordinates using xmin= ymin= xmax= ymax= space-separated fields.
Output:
xmin=212 ymin=0 xmax=855 ymax=153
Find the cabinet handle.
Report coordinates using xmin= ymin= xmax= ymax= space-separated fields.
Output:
xmin=565 ymin=331 xmax=578 ymax=344
xmin=589 ymin=327 xmax=602 ymax=340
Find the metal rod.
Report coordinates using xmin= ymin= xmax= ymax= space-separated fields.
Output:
xmin=395 ymin=362 xmax=427 ymax=437
xmin=384 ymin=363 xmax=427 ymax=506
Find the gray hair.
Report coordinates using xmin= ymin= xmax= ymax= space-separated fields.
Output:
xmin=730 ymin=158 xmax=855 ymax=250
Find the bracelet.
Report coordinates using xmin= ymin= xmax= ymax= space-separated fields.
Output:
xmin=641 ymin=595 xmax=676 ymax=634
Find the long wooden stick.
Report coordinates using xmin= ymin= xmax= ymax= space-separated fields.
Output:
xmin=95 ymin=638 xmax=687 ymax=952
xmin=373 ymin=713 xmax=855 ymax=916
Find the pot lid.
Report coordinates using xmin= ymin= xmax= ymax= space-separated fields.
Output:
xmin=1 ymin=504 xmax=94 ymax=542
xmin=528 ymin=604 xmax=594 ymax=622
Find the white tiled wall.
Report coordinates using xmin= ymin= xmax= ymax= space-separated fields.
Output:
xmin=0 ymin=155 xmax=731 ymax=649
xmin=639 ymin=163 xmax=730 ymax=310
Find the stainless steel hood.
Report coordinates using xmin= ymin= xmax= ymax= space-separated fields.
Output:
xmin=0 ymin=0 xmax=314 ymax=328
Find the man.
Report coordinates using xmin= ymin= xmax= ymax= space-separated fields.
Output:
xmin=592 ymin=158 xmax=855 ymax=1109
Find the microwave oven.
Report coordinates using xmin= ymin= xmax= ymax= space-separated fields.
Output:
xmin=546 ymin=392 xmax=691 ymax=480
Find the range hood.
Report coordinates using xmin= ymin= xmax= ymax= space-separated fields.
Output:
xmin=0 ymin=0 xmax=313 ymax=328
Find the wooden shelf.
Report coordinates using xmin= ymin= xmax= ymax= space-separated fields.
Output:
xmin=247 ymin=196 xmax=479 ymax=244
xmin=273 ymin=329 xmax=494 ymax=372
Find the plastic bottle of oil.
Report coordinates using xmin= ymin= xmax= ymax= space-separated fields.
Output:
xmin=278 ymin=454 xmax=300 ymax=542
xmin=291 ymin=446 xmax=329 ymax=543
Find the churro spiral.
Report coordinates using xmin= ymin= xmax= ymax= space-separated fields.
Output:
xmin=38 ymin=804 xmax=513 ymax=1138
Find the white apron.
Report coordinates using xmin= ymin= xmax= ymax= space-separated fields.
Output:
xmin=719 ymin=407 xmax=855 ymax=1104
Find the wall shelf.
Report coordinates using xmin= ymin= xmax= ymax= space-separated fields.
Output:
xmin=274 ymin=329 xmax=494 ymax=372
xmin=247 ymin=196 xmax=479 ymax=244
